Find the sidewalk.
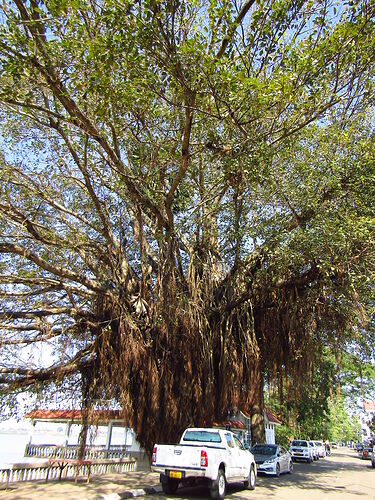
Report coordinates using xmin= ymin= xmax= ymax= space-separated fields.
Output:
xmin=0 ymin=469 xmax=162 ymax=499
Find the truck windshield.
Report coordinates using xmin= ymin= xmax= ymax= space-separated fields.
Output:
xmin=183 ymin=431 xmax=222 ymax=443
xmin=291 ymin=440 xmax=308 ymax=447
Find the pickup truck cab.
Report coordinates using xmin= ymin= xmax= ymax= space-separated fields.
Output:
xmin=289 ymin=439 xmax=313 ymax=463
xmin=151 ymin=427 xmax=256 ymax=499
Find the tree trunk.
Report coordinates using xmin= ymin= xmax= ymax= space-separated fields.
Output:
xmin=78 ymin=369 xmax=92 ymax=460
xmin=250 ymin=374 xmax=265 ymax=445
xmin=78 ymin=410 xmax=89 ymax=460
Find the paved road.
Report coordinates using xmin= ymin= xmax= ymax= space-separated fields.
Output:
xmin=149 ymin=448 xmax=375 ymax=499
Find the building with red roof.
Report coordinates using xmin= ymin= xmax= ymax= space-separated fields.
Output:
xmin=24 ymin=408 xmax=142 ymax=460
xmin=213 ymin=408 xmax=281 ymax=446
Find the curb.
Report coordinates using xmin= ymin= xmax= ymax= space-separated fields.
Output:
xmin=98 ymin=484 xmax=163 ymax=499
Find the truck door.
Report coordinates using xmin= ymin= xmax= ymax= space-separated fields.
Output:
xmin=224 ymin=433 xmax=238 ymax=478
xmin=233 ymin=435 xmax=249 ymax=478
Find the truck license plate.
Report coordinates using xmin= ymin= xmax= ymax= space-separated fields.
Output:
xmin=169 ymin=470 xmax=182 ymax=479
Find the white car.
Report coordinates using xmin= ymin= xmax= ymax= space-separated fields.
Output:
xmin=289 ymin=439 xmax=314 ymax=463
xmin=313 ymin=441 xmax=326 ymax=458
xmin=251 ymin=444 xmax=293 ymax=476
xmin=309 ymin=441 xmax=319 ymax=460
xmin=151 ymin=428 xmax=257 ymax=499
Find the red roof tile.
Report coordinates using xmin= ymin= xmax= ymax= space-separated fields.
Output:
xmin=239 ymin=407 xmax=281 ymax=425
xmin=24 ymin=409 xmax=123 ymax=423
xmin=212 ymin=420 xmax=246 ymax=430
xmin=264 ymin=408 xmax=282 ymax=424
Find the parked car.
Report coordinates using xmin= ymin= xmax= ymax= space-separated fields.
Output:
xmin=289 ymin=439 xmax=313 ymax=463
xmin=151 ymin=427 xmax=257 ymax=499
xmin=309 ymin=441 xmax=319 ymax=461
xmin=362 ymin=446 xmax=373 ymax=460
xmin=251 ymin=444 xmax=293 ymax=476
xmin=313 ymin=441 xmax=326 ymax=458
xmin=331 ymin=442 xmax=338 ymax=449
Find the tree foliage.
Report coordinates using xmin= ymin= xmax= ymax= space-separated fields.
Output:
xmin=326 ymin=397 xmax=362 ymax=442
xmin=0 ymin=0 xmax=374 ymax=451
xmin=267 ymin=339 xmax=374 ymax=441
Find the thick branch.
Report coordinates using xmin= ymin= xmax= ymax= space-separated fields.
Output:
xmin=0 ymin=346 xmax=94 ymax=388
xmin=0 ymin=243 xmax=104 ymax=293
xmin=216 ymin=0 xmax=256 ymax=59
xmin=9 ymin=3 xmax=168 ymax=231
xmin=0 ymin=285 xmax=60 ymax=298
xmin=0 ymin=307 xmax=75 ymax=320
xmin=166 ymin=91 xmax=196 ymax=214
xmin=0 ymin=329 xmax=66 ymax=345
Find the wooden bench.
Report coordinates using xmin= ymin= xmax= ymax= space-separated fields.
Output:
xmin=47 ymin=458 xmax=92 ymax=483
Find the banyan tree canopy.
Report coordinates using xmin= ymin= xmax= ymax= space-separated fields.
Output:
xmin=0 ymin=0 xmax=374 ymax=452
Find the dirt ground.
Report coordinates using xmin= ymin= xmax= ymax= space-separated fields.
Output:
xmin=0 ymin=469 xmax=161 ymax=500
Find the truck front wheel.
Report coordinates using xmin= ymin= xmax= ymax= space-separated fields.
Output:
xmin=161 ymin=477 xmax=179 ymax=494
xmin=210 ymin=468 xmax=226 ymax=499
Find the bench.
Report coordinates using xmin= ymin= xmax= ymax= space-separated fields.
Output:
xmin=47 ymin=458 xmax=92 ymax=483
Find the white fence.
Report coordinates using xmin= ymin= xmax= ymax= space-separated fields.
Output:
xmin=25 ymin=443 xmax=129 ymax=459
xmin=0 ymin=457 xmax=137 ymax=487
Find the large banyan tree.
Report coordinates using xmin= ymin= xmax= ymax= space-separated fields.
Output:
xmin=0 ymin=0 xmax=375 ymax=451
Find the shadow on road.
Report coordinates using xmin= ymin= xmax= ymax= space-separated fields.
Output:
xmin=242 ymin=454 xmax=375 ymax=494
xmin=156 ymin=450 xmax=375 ymax=499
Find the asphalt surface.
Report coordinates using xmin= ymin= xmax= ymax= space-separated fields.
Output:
xmin=148 ymin=447 xmax=375 ymax=499
xmin=1 ymin=447 xmax=374 ymax=499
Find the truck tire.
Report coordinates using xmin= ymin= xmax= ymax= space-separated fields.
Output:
xmin=244 ymin=464 xmax=256 ymax=490
xmin=210 ymin=468 xmax=226 ymax=499
xmin=161 ymin=477 xmax=179 ymax=494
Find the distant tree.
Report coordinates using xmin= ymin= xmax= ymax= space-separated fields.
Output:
xmin=369 ymin=414 xmax=375 ymax=439
xmin=275 ymin=423 xmax=295 ymax=448
xmin=339 ymin=334 xmax=375 ymax=410
xmin=0 ymin=0 xmax=374 ymax=452
xmin=268 ymin=338 xmax=375 ymax=440
xmin=326 ymin=397 xmax=362 ymax=442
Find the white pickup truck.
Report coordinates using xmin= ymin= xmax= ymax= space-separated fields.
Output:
xmin=151 ymin=427 xmax=257 ymax=499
